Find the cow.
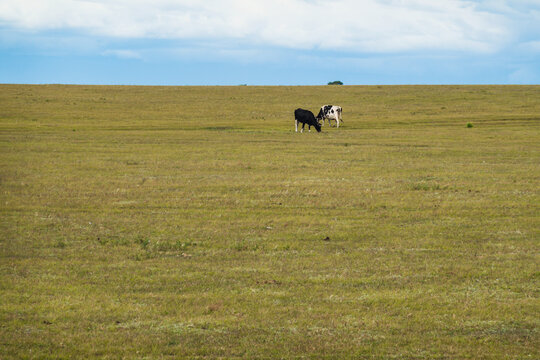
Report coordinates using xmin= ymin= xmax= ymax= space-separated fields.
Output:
xmin=294 ymin=108 xmax=321 ymax=133
xmin=316 ymin=105 xmax=343 ymax=128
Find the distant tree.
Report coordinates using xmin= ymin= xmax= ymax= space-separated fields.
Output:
xmin=327 ymin=81 xmax=343 ymax=85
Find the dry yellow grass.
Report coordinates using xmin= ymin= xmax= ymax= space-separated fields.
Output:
xmin=0 ymin=84 xmax=539 ymax=358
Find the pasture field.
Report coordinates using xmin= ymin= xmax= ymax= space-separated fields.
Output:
xmin=0 ymin=84 xmax=539 ymax=359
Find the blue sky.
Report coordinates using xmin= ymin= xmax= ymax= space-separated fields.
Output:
xmin=1 ymin=0 xmax=539 ymax=85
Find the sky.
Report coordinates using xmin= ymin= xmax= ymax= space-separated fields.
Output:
xmin=1 ymin=0 xmax=539 ymax=85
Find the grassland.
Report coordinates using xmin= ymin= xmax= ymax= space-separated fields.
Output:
xmin=0 ymin=84 xmax=538 ymax=359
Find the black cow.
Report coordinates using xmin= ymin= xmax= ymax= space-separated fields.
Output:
xmin=294 ymin=108 xmax=321 ymax=133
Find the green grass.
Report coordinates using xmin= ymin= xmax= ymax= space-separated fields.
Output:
xmin=1 ymin=84 xmax=539 ymax=359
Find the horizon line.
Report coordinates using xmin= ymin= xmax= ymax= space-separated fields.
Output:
xmin=2 ymin=83 xmax=539 ymax=87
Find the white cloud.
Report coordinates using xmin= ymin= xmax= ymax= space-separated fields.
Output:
xmin=0 ymin=0 xmax=512 ymax=53
xmin=102 ymin=49 xmax=142 ymax=59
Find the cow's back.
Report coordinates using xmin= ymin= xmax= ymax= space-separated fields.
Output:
xmin=295 ymin=108 xmax=314 ymax=120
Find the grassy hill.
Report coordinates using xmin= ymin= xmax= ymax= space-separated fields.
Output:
xmin=1 ymin=84 xmax=538 ymax=358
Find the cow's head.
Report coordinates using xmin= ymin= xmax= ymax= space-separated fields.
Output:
xmin=316 ymin=108 xmax=324 ymax=120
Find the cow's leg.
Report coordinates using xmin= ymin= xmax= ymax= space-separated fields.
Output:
xmin=295 ymin=119 xmax=298 ymax=132
xmin=301 ymin=123 xmax=305 ymax=133
xmin=336 ymin=118 xmax=340 ymax=128
xmin=308 ymin=124 xmax=311 ymax=132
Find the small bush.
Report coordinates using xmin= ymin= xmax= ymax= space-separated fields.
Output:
xmin=467 ymin=122 xmax=474 ymax=128
xmin=328 ymin=81 xmax=343 ymax=85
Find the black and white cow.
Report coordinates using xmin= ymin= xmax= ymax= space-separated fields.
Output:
xmin=294 ymin=108 xmax=321 ymax=133
xmin=316 ymin=105 xmax=343 ymax=128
